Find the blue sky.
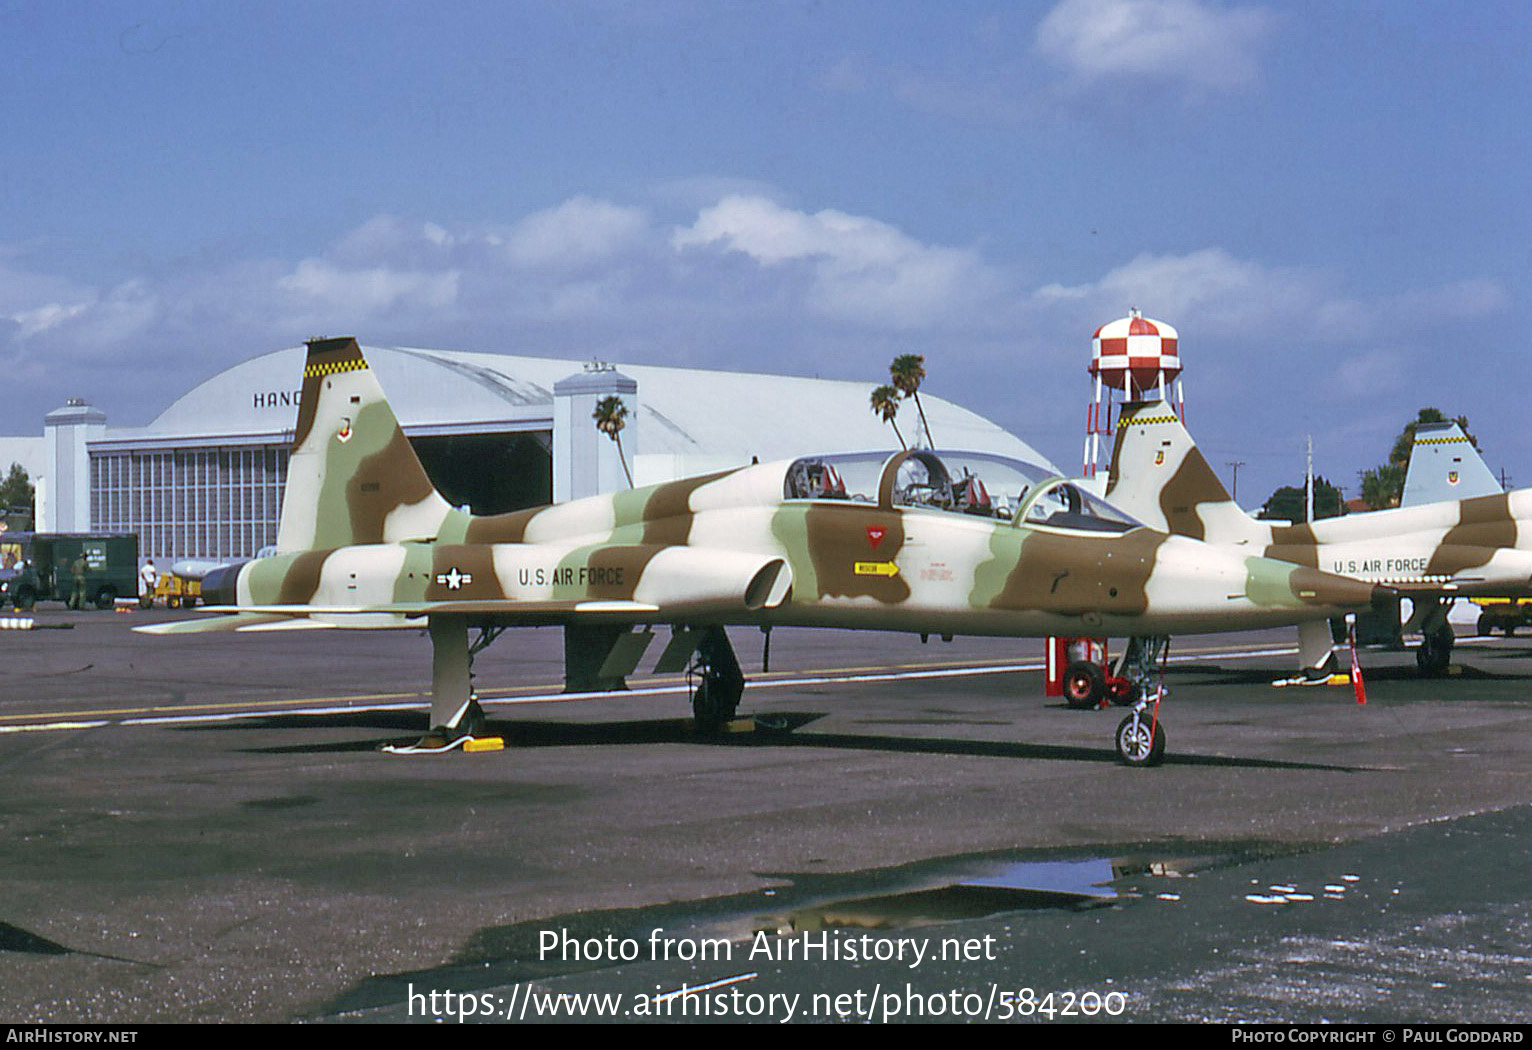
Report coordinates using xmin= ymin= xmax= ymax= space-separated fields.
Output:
xmin=2 ymin=0 xmax=1528 ymax=504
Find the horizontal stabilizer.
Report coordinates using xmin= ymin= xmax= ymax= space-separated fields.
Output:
xmin=231 ymin=618 xmax=337 ymax=633
xmin=134 ymin=612 xmax=295 ymax=635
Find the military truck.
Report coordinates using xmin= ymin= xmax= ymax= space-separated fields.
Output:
xmin=0 ymin=532 xmax=140 ymax=610
xmin=1473 ymin=598 xmax=1532 ymax=636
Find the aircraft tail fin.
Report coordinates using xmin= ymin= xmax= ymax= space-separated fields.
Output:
xmin=1105 ymin=400 xmax=1253 ymax=543
xmin=276 ymin=337 xmax=462 ymax=552
xmin=1400 ymin=422 xmax=1501 ymax=507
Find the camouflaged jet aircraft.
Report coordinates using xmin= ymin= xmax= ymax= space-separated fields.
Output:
xmin=1106 ymin=400 xmax=1532 ymax=676
xmin=139 ymin=338 xmax=1383 ymax=765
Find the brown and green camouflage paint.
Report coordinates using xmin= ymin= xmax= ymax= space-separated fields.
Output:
xmin=1427 ymin=494 xmax=1518 ymax=577
xmin=973 ymin=525 xmax=1156 ymax=617
xmin=610 ymin=470 xmax=737 ymax=546
xmin=246 ymin=549 xmax=330 ymax=605
xmin=771 ymin=502 xmax=911 ymax=603
xmin=1265 ymin=523 xmax=1322 ymax=569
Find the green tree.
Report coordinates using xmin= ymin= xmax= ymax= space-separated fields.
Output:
xmin=0 ymin=463 xmax=34 ymax=517
xmin=889 ymin=354 xmax=934 ymax=448
xmin=1358 ymin=463 xmax=1406 ymax=512
xmin=591 ymin=396 xmax=634 ymax=488
xmin=868 ymin=384 xmax=906 ymax=449
xmin=1258 ymin=477 xmax=1345 ymax=522
xmin=1359 ymin=408 xmax=1476 ymax=510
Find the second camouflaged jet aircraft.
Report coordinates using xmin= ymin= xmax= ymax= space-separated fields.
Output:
xmin=1106 ymin=401 xmax=1532 ymax=675
xmin=140 ymin=338 xmax=1383 ymax=765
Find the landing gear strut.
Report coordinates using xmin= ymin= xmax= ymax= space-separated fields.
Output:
xmin=1113 ymin=636 xmax=1171 ymax=766
xmin=384 ymin=615 xmax=490 ymax=753
xmin=1409 ymin=598 xmax=1455 ymax=677
xmin=689 ymin=626 xmax=744 ymax=733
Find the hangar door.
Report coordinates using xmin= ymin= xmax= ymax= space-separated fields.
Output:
xmin=410 ymin=431 xmax=552 ymax=515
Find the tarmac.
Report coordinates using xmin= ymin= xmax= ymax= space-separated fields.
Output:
xmin=2 ymin=607 xmax=1531 ymax=1023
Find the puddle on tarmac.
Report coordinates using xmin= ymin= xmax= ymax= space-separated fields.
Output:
xmin=772 ymin=856 xmax=1206 ymax=933
xmin=325 ymin=849 xmax=1227 ymax=1017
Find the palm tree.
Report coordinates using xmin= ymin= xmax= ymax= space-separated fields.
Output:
xmin=889 ymin=353 xmax=933 ymax=448
xmin=869 ymin=385 xmax=907 ymax=449
xmin=592 ymin=395 xmax=634 ymax=488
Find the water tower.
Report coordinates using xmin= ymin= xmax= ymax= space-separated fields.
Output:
xmin=1083 ymin=309 xmax=1183 ymax=479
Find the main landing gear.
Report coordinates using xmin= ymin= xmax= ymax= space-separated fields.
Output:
xmin=1407 ymin=598 xmax=1455 ymax=678
xmin=384 ymin=615 xmax=491 ymax=754
xmin=1416 ymin=621 xmax=1454 ymax=677
xmin=689 ymin=625 xmax=745 ymax=733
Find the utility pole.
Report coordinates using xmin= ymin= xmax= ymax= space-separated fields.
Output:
xmin=1226 ymin=460 xmax=1246 ymax=502
xmin=1305 ymin=435 xmax=1314 ymax=523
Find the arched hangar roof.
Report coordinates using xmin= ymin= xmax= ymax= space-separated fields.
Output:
xmin=144 ymin=344 xmax=1055 ymax=471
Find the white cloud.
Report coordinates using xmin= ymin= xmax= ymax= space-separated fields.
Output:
xmin=1034 ymin=247 xmax=1509 ymax=344
xmin=505 ymin=197 xmax=649 ymax=270
xmin=1035 ymin=247 xmax=1326 ymax=332
xmin=1336 ymin=348 xmax=1405 ymax=397
xmin=4 ymin=277 xmax=157 ymax=351
xmin=9 ymin=301 xmax=89 ymax=339
xmin=1036 ymin=0 xmax=1274 ymax=90
xmin=672 ymin=195 xmax=994 ymax=327
xmin=277 ymin=259 xmax=460 ymax=314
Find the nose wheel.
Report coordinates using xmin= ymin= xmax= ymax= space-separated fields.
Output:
xmin=1115 ymin=704 xmax=1166 ymax=767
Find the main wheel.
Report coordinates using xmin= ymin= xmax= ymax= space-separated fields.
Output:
xmin=94 ymin=586 xmax=117 ymax=611
xmin=1063 ymin=661 xmax=1106 ymax=709
xmin=12 ymin=586 xmax=35 ymax=612
xmin=1115 ymin=712 xmax=1166 ymax=767
xmin=1416 ymin=623 xmax=1453 ymax=677
xmin=692 ymin=676 xmax=740 ymax=734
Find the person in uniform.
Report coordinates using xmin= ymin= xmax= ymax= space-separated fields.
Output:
xmin=139 ymin=558 xmax=158 ymax=608
xmin=70 ymin=554 xmax=87 ymax=610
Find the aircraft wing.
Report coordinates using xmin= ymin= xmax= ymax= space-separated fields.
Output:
xmin=134 ymin=591 xmax=764 ymax=636
xmin=194 ymin=599 xmax=665 ymax=617
xmin=1384 ymin=578 xmax=1532 ymax=600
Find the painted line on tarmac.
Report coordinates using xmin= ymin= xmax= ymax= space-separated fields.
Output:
xmin=0 ymin=643 xmax=1302 ymax=734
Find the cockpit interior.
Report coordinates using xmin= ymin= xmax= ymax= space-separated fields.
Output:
xmin=783 ymin=450 xmax=1141 ymax=534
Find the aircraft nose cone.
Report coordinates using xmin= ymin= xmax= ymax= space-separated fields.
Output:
xmin=1285 ymin=565 xmax=1381 ymax=610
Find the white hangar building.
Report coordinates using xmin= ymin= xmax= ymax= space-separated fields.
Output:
xmin=24 ymin=344 xmax=1054 ymax=563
